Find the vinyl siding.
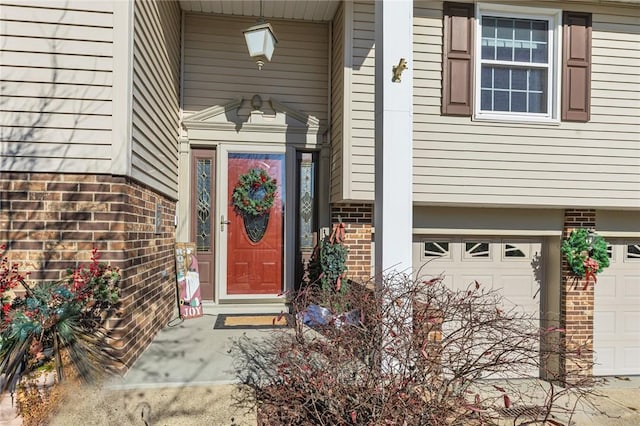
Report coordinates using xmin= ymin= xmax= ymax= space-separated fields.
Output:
xmin=182 ymin=14 xmax=328 ymax=129
xmin=330 ymin=2 xmax=345 ymax=202
xmin=339 ymin=0 xmax=639 ymax=208
xmin=0 ymin=1 xmax=114 ymax=173
xmin=350 ymin=0 xmax=375 ymax=200
xmin=131 ymin=0 xmax=181 ymax=199
xmin=412 ymin=0 xmax=640 ymax=209
xmin=414 ymin=206 xmax=563 ymax=235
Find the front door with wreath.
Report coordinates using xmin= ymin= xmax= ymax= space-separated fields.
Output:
xmin=225 ymin=152 xmax=285 ymax=296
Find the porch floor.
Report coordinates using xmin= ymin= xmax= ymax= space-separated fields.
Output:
xmin=28 ymin=314 xmax=640 ymax=425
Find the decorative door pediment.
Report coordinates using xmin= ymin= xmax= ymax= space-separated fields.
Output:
xmin=182 ymin=95 xmax=324 ymax=145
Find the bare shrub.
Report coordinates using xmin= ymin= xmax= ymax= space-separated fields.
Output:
xmin=233 ymin=272 xmax=602 ymax=425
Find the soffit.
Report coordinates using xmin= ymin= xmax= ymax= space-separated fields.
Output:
xmin=179 ymin=0 xmax=340 ymax=22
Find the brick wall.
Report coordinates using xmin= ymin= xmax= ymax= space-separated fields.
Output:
xmin=331 ymin=203 xmax=373 ymax=284
xmin=560 ymin=209 xmax=596 ymax=380
xmin=0 ymin=172 xmax=177 ymax=370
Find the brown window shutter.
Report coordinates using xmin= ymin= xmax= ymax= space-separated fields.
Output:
xmin=442 ymin=2 xmax=474 ymax=116
xmin=562 ymin=12 xmax=592 ymax=122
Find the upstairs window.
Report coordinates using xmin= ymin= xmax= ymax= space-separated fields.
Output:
xmin=475 ymin=5 xmax=561 ymax=122
xmin=442 ymin=2 xmax=591 ymax=123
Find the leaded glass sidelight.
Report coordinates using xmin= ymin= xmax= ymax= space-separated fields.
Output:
xmin=196 ymin=158 xmax=212 ymax=251
xmin=299 ymin=153 xmax=315 ymax=250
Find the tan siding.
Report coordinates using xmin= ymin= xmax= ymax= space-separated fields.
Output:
xmin=131 ymin=0 xmax=181 ymax=199
xmin=411 ymin=1 xmax=640 ymax=209
xmin=350 ymin=0 xmax=375 ymax=200
xmin=597 ymin=210 xmax=640 ymax=235
xmin=182 ymin=14 xmax=328 ymax=127
xmin=1 ymin=50 xmax=113 ymax=70
xmin=330 ymin=2 xmax=345 ymax=202
xmin=0 ymin=0 xmax=114 ymax=174
xmin=413 ymin=206 xmax=563 ymax=234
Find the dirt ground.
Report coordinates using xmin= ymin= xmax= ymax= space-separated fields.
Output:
xmin=49 ymin=384 xmax=256 ymax=426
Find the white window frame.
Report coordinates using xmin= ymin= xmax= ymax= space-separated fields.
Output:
xmin=474 ymin=3 xmax=562 ymax=124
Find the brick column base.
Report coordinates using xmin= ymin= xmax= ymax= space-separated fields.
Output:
xmin=560 ymin=209 xmax=596 ymax=382
xmin=331 ymin=203 xmax=373 ymax=284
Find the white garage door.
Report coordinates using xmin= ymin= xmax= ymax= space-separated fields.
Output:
xmin=413 ymin=237 xmax=542 ymax=318
xmin=413 ymin=237 xmax=543 ymax=378
xmin=594 ymin=240 xmax=640 ymax=376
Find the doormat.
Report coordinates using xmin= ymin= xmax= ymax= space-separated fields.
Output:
xmin=214 ymin=313 xmax=292 ymax=330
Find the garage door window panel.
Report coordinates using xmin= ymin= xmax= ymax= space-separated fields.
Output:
xmin=503 ymin=242 xmax=529 ymax=260
xmin=607 ymin=244 xmax=614 ymax=261
xmin=464 ymin=241 xmax=491 ymax=260
xmin=423 ymin=241 xmax=451 ymax=260
xmin=626 ymin=244 xmax=640 ymax=260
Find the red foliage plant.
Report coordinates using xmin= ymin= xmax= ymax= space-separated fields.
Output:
xmin=1 ymin=245 xmax=121 ymax=397
xmin=232 ymin=271 xmax=601 ymax=426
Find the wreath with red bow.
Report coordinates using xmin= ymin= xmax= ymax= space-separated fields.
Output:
xmin=232 ymin=168 xmax=277 ymax=216
xmin=561 ymin=228 xmax=609 ymax=288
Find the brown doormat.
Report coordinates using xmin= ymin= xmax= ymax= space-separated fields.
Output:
xmin=214 ymin=313 xmax=291 ymax=329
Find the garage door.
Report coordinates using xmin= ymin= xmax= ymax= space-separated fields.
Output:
xmin=413 ymin=237 xmax=543 ymax=378
xmin=594 ymin=240 xmax=640 ymax=376
xmin=413 ymin=237 xmax=542 ymax=318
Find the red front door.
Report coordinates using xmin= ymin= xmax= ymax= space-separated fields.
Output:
xmin=226 ymin=153 xmax=285 ymax=295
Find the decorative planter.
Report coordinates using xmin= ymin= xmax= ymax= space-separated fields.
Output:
xmin=16 ymin=368 xmax=57 ymax=407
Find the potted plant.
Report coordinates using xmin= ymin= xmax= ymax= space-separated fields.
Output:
xmin=0 ymin=246 xmax=120 ymax=412
xmin=302 ymin=220 xmax=358 ymax=327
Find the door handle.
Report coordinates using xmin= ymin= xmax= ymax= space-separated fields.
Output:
xmin=220 ymin=215 xmax=231 ymax=231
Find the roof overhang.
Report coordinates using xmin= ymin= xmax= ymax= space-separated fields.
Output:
xmin=179 ymin=0 xmax=341 ymax=22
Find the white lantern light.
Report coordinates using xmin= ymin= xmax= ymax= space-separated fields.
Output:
xmin=243 ymin=21 xmax=278 ymax=70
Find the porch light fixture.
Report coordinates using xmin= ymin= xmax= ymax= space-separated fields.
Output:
xmin=243 ymin=2 xmax=277 ymax=70
xmin=586 ymin=229 xmax=595 ymax=251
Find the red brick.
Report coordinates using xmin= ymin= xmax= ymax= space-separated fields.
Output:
xmin=4 ymin=191 xmax=28 ymax=200
xmin=97 ymin=175 xmax=127 ymax=184
xmin=62 ymin=192 xmax=93 ymax=202
xmin=94 ymin=212 xmax=123 ymax=221
xmin=29 ymin=173 xmax=61 ymax=181
xmin=60 ymin=231 xmax=94 ymax=240
xmin=62 ymin=174 xmax=96 ymax=183
xmin=61 ymin=211 xmax=92 ymax=221
xmin=95 ymin=192 xmax=125 ymax=203
xmin=10 ymin=240 xmax=43 ymax=250
xmin=12 ymin=181 xmax=46 ymax=191
xmin=28 ymin=269 xmax=61 ymax=280
xmin=79 ymin=221 xmax=110 ymax=231
xmin=79 ymin=183 xmax=112 ymax=192
xmin=11 ymin=201 xmax=44 ymax=210
xmin=29 ymin=230 xmax=61 ymax=240
xmin=47 ymin=182 xmax=79 ymax=192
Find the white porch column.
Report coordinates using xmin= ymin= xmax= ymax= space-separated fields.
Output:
xmin=374 ymin=0 xmax=413 ymax=279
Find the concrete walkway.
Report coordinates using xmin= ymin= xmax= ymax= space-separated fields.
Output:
xmin=2 ymin=314 xmax=639 ymax=425
xmin=573 ymin=375 xmax=640 ymax=425
xmin=51 ymin=314 xmax=263 ymax=426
